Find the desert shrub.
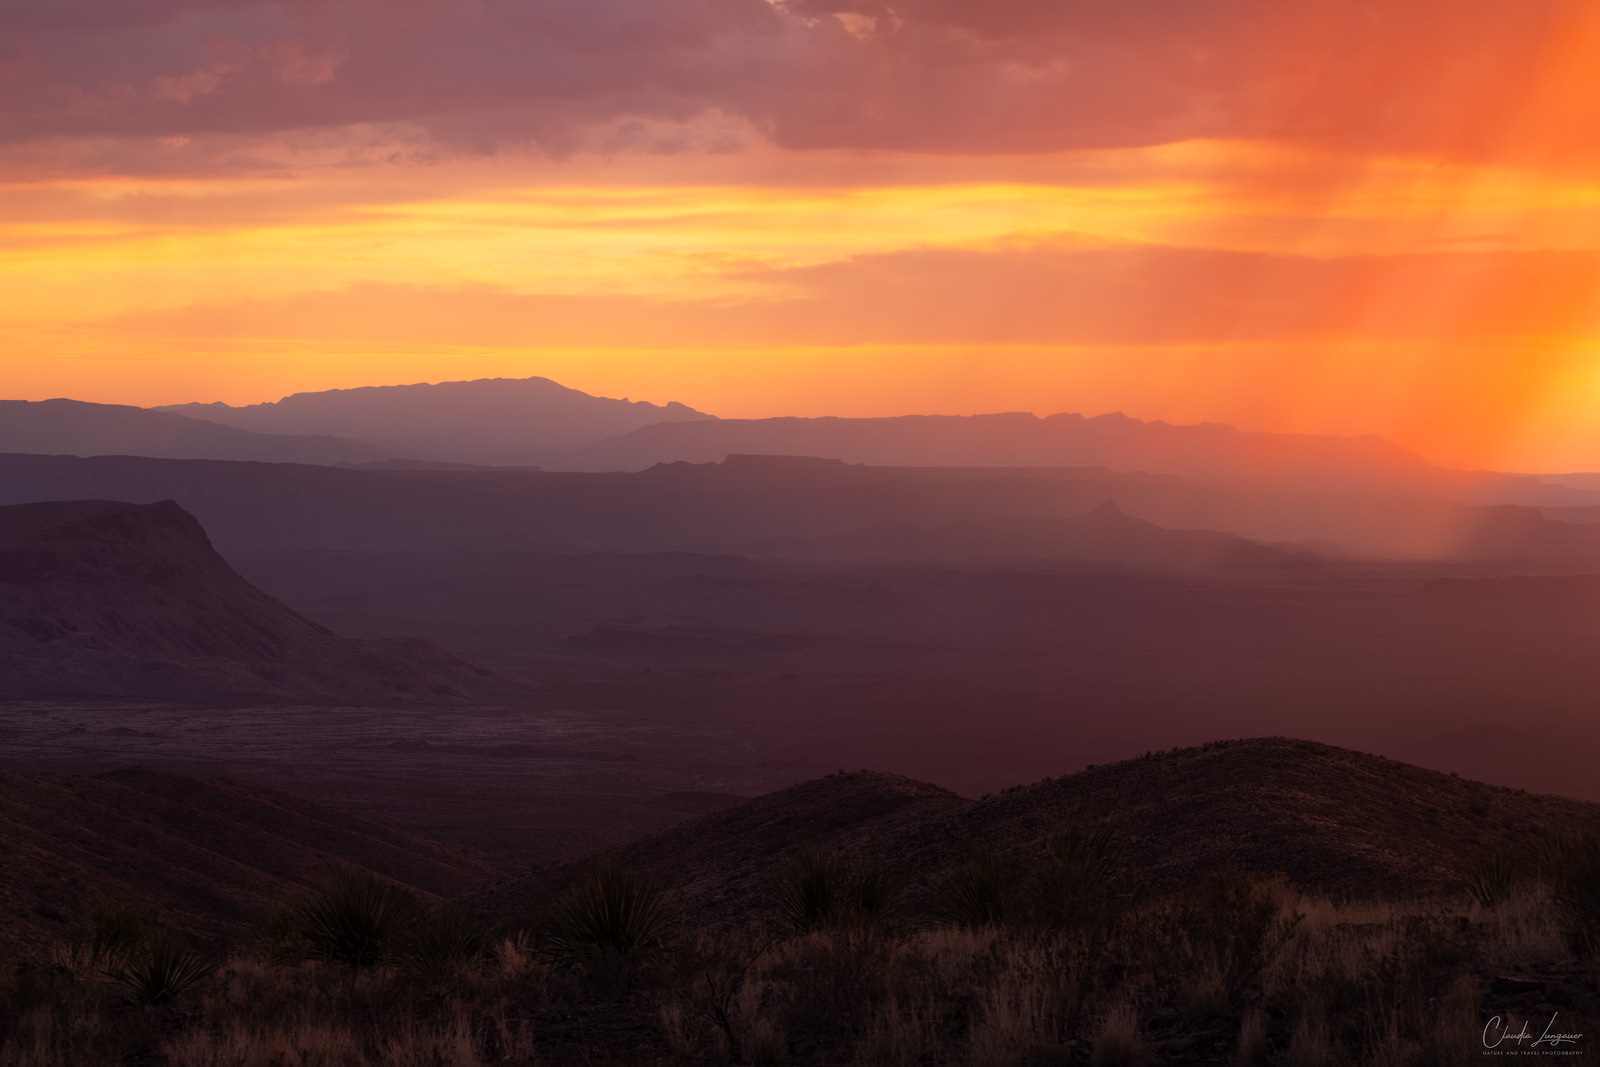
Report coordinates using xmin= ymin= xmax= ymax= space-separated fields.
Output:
xmin=85 ymin=899 xmax=157 ymax=965
xmin=848 ymin=856 xmax=900 ymax=925
xmin=1152 ymin=873 xmax=1299 ymax=1012
xmin=245 ymin=898 xmax=305 ymax=965
xmin=1090 ymin=1001 xmax=1147 ymax=1067
xmin=745 ymin=1016 xmax=789 ymax=1066
xmin=1284 ymin=1000 xmax=1338 ymax=1067
xmin=103 ymin=936 xmax=213 ymax=1006
xmin=1462 ymin=852 xmax=1522 ymax=909
xmin=1236 ymin=1009 xmax=1271 ymax=1066
xmin=776 ymin=846 xmax=839 ymax=934
xmin=774 ymin=846 xmax=900 ymax=933
xmin=400 ymin=904 xmax=488 ymax=981
xmin=297 ymin=871 xmax=419 ymax=969
xmin=549 ymin=859 xmax=674 ymax=955
xmin=933 ymin=845 xmax=1011 ymax=928
xmin=1540 ymin=827 xmax=1600 ymax=939
xmin=1032 ymin=823 xmax=1126 ymax=924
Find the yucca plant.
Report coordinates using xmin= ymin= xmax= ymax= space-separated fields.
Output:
xmin=550 ymin=859 xmax=674 ymax=955
xmin=103 ymin=937 xmax=213 ymax=1006
xmin=1034 ymin=823 xmax=1126 ymax=924
xmin=846 ymin=854 xmax=901 ymax=925
xmin=776 ymin=846 xmax=841 ymax=933
xmin=1463 ymin=852 xmax=1522 ymax=909
xmin=776 ymin=846 xmax=901 ymax=933
xmin=298 ymin=871 xmax=419 ymax=969
xmin=933 ymin=845 xmax=1010 ymax=928
xmin=401 ymin=904 xmax=488 ymax=981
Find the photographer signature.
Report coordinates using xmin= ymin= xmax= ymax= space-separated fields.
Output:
xmin=1484 ymin=1013 xmax=1583 ymax=1049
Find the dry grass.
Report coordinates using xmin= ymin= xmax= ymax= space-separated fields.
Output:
xmin=4 ymin=871 xmax=1599 ymax=1066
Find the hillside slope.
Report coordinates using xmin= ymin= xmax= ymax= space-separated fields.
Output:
xmin=0 ymin=768 xmax=498 ymax=953
xmin=0 ymin=499 xmax=509 ymax=702
xmin=476 ymin=738 xmax=1598 ymax=925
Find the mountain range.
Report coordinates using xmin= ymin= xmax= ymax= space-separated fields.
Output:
xmin=0 ymin=399 xmax=396 ymax=466
xmin=158 ymin=376 xmax=712 ymax=465
xmin=1 ymin=377 xmax=1594 ymax=508
xmin=5 ymin=451 xmax=1600 ymax=562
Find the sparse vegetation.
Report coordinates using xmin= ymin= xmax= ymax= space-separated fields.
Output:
xmin=296 ymin=871 xmax=419 ymax=970
xmin=399 ymin=904 xmax=488 ymax=983
xmin=1033 ymin=822 xmax=1125 ymax=924
xmin=1463 ymin=851 xmax=1522 ymax=909
xmin=102 ymin=936 xmax=214 ymax=1007
xmin=548 ymin=858 xmax=675 ymax=955
xmin=933 ymin=844 xmax=1012 ymax=928
xmin=4 ymin=867 xmax=1600 ymax=1065
xmin=84 ymin=899 xmax=156 ymax=967
xmin=1541 ymin=826 xmax=1600 ymax=939
xmin=774 ymin=845 xmax=900 ymax=933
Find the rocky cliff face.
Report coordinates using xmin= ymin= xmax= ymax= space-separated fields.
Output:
xmin=0 ymin=499 xmax=509 ymax=703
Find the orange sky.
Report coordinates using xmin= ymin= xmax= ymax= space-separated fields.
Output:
xmin=7 ymin=1 xmax=1600 ymax=471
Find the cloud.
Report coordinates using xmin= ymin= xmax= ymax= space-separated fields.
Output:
xmin=261 ymin=40 xmax=345 ymax=87
xmin=150 ymin=67 xmax=231 ymax=103
xmin=3 ymin=0 xmax=1597 ymax=169
xmin=94 ymin=238 xmax=1600 ymax=349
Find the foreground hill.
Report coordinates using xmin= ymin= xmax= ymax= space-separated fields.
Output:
xmin=477 ymin=738 xmax=1599 ymax=925
xmin=0 ymin=399 xmax=397 ymax=466
xmin=0 ymin=499 xmax=509 ymax=702
xmin=0 ymin=767 xmax=497 ymax=953
xmin=159 ymin=376 xmax=713 ymax=464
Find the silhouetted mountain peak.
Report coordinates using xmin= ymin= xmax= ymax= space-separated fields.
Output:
xmin=1082 ymin=498 xmax=1130 ymax=521
xmin=156 ymin=376 xmax=715 ymax=463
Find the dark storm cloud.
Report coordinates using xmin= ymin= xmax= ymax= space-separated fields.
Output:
xmin=0 ymin=0 xmax=1576 ymax=159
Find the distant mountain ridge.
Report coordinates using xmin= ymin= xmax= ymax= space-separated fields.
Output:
xmin=158 ymin=376 xmax=714 ymax=465
xmin=556 ymin=411 xmax=1588 ymax=504
xmin=6 ymin=378 xmax=1597 ymax=506
xmin=0 ymin=498 xmax=511 ymax=702
xmin=0 ymin=398 xmax=397 ymax=465
xmin=5 ymin=452 xmax=1600 ymax=561
xmin=757 ymin=499 xmax=1308 ymax=572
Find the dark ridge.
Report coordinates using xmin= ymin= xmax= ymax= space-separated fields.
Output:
xmin=472 ymin=738 xmax=1598 ymax=927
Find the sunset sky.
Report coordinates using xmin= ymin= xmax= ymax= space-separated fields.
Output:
xmin=8 ymin=1 xmax=1600 ymax=471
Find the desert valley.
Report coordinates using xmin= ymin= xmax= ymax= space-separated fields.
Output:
xmin=9 ymin=1 xmax=1600 ymax=1061
xmin=1 ymin=380 xmax=1599 ymax=1064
